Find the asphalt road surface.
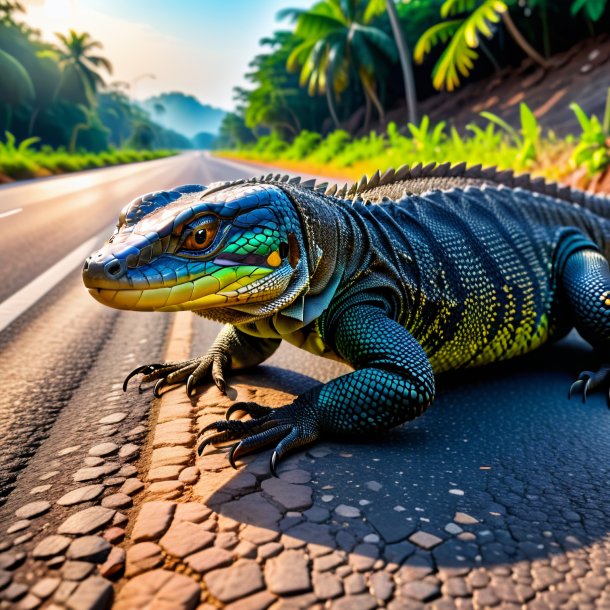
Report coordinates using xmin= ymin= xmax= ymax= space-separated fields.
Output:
xmin=0 ymin=152 xmax=608 ymax=608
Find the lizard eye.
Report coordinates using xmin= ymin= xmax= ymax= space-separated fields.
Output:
xmin=183 ymin=221 xmax=218 ymax=251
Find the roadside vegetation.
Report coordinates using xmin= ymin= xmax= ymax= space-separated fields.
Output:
xmin=220 ymin=95 xmax=610 ymax=191
xmin=216 ymin=0 xmax=610 ymax=191
xmin=0 ymin=1 xmax=184 ymax=182
xmin=0 ymin=132 xmax=175 ymax=181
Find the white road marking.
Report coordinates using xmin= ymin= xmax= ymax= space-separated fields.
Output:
xmin=0 ymin=233 xmax=103 ymax=334
xmin=0 ymin=207 xmax=22 ymax=219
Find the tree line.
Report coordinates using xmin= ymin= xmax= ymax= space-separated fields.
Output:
xmin=0 ymin=1 xmax=191 ymax=153
xmin=216 ymin=0 xmax=609 ymax=149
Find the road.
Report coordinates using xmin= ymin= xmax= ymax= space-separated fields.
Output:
xmin=0 ymin=152 xmax=608 ymax=609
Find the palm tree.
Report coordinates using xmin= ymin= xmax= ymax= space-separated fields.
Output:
xmin=284 ymin=0 xmax=398 ymax=131
xmin=364 ymin=0 xmax=418 ymax=124
xmin=54 ymin=30 xmax=113 ymax=104
xmin=415 ymin=0 xmax=550 ymax=93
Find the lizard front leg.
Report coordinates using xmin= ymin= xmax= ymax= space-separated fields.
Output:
xmin=562 ymin=248 xmax=610 ymax=405
xmin=124 ymin=323 xmax=281 ymax=397
xmin=197 ymin=305 xmax=435 ymax=474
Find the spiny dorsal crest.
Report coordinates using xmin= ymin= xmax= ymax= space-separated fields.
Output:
xmin=242 ymin=163 xmax=594 ymax=207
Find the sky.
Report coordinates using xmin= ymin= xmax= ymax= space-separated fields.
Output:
xmin=22 ymin=0 xmax=313 ymax=111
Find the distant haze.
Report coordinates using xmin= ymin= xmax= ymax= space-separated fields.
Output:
xmin=140 ymin=93 xmax=226 ymax=138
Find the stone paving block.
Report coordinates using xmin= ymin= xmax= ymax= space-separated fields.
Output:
xmin=225 ymin=591 xmax=277 ymax=610
xmin=204 ymin=559 xmax=264 ymax=603
xmin=65 ymin=576 xmax=113 ymax=610
xmin=99 ymin=546 xmax=125 ymax=578
xmin=131 ymin=501 xmax=175 ymax=542
xmin=147 ymin=465 xmax=183 ymax=482
xmin=101 ymin=493 xmax=133 ymax=509
xmin=150 ymin=446 xmax=192 ymax=468
xmin=265 ymin=550 xmax=311 ymax=595
xmin=147 ymin=480 xmax=184 ymax=500
xmin=67 ymin=536 xmax=111 ymax=563
xmin=313 ymin=571 xmax=343 ymax=599
xmin=115 ymin=569 xmax=200 ymax=610
xmin=157 ymin=401 xmax=193 ymax=423
xmin=261 ymin=478 xmax=313 ymax=511
xmin=179 ymin=466 xmax=200 ymax=484
xmin=58 ymin=506 xmax=116 ymax=535
xmin=242 ymin=525 xmax=281 ymax=545
xmin=159 ymin=520 xmax=215 ymax=558
xmin=349 ymin=544 xmax=379 ymax=572
xmin=61 ymin=560 xmax=95 ymax=581
xmin=369 ymin=571 xmax=394 ymax=602
xmin=32 ymin=535 xmax=71 ymax=559
xmin=15 ymin=501 xmax=51 ymax=519
xmin=119 ymin=478 xmax=145 ymax=496
xmin=125 ymin=542 xmax=164 ymax=577
xmin=30 ymin=577 xmax=60 ymax=599
xmin=73 ymin=463 xmax=120 ymax=483
xmin=185 ymin=547 xmax=233 ymax=573
xmin=400 ymin=579 xmax=441 ymax=602
xmin=409 ymin=531 xmax=443 ymax=550
xmin=57 ymin=485 xmax=105 ymax=506
xmin=174 ymin=502 xmax=212 ymax=524
xmin=221 ymin=493 xmax=282 ymax=529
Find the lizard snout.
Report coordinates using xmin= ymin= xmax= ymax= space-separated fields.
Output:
xmin=83 ymin=248 xmax=128 ymax=286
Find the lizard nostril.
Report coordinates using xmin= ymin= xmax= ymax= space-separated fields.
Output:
xmin=105 ymin=261 xmax=123 ymax=278
xmin=83 ymin=259 xmax=90 ymax=271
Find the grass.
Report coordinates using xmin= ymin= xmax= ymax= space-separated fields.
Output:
xmin=217 ymin=98 xmax=610 ymax=193
xmin=0 ymin=133 xmax=177 ymax=182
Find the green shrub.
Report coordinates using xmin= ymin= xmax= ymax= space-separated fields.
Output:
xmin=310 ymin=130 xmax=352 ymax=163
xmin=285 ymin=130 xmax=322 ymax=160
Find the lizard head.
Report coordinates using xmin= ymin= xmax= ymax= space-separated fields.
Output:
xmin=82 ymin=180 xmax=312 ymax=320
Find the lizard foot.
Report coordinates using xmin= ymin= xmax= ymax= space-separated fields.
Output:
xmin=196 ymin=400 xmax=319 ymax=476
xmin=568 ymin=364 xmax=610 ymax=407
xmin=123 ymin=352 xmax=230 ymax=397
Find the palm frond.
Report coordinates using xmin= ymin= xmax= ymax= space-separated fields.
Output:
xmin=414 ymin=20 xmax=462 ymax=62
xmin=441 ymin=0 xmax=479 ymax=17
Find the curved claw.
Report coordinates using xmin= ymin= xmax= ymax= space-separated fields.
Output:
xmin=270 ymin=451 xmax=279 ymax=478
xmin=583 ymin=378 xmax=592 ymax=403
xmin=153 ymin=378 xmax=167 ymax=398
xmin=186 ymin=375 xmax=196 ymax=397
xmin=123 ymin=363 xmax=162 ymax=391
xmin=228 ymin=442 xmax=240 ymax=469
xmin=568 ymin=379 xmax=585 ymax=400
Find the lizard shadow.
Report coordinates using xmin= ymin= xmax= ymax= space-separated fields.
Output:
xmin=204 ymin=331 xmax=610 ymax=570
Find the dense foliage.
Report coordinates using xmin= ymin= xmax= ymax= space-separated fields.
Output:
xmin=220 ymin=0 xmax=609 ymax=144
xmin=220 ymin=98 xmax=610 ymax=187
xmin=0 ymin=1 xmax=188 ymax=165
xmin=0 ymin=131 xmax=175 ymax=181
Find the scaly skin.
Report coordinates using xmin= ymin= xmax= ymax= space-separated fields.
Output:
xmin=83 ymin=164 xmax=610 ymax=474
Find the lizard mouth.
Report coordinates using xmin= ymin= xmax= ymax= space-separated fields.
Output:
xmin=88 ymin=261 xmax=295 ymax=312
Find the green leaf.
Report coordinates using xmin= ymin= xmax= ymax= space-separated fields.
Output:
xmin=441 ymin=0 xmax=478 ymax=18
xmin=571 ymin=0 xmax=607 ymax=20
xmin=519 ymin=103 xmax=539 ymax=145
xmin=480 ymin=110 xmax=521 ymax=146
xmin=569 ymin=102 xmax=592 ymax=132
xmin=414 ymin=20 xmax=462 ymax=63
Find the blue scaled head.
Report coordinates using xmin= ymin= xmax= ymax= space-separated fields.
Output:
xmin=82 ymin=179 xmax=311 ymax=320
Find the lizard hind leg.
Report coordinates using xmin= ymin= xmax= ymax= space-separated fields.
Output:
xmin=562 ymin=248 xmax=610 ymax=407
